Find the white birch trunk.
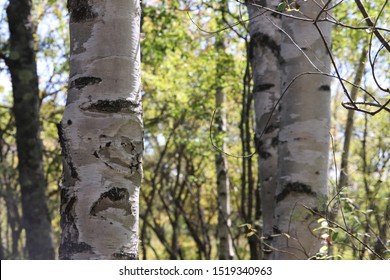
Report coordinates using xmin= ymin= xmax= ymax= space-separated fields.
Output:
xmin=214 ymin=11 xmax=234 ymax=258
xmin=59 ymin=0 xmax=143 ymax=259
xmin=272 ymin=0 xmax=331 ymax=259
xmin=215 ymin=87 xmax=234 ymax=260
xmin=215 ymin=59 xmax=234 ymax=260
xmin=247 ymin=0 xmax=281 ymax=259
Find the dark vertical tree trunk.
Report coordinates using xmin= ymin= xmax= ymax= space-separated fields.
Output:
xmin=6 ymin=0 xmax=55 ymax=259
xmin=0 ymin=220 xmax=4 ymax=259
xmin=240 ymin=38 xmax=260 ymax=259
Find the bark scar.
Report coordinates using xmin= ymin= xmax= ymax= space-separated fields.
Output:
xmin=81 ymin=99 xmax=140 ymax=113
xmin=276 ymin=182 xmax=317 ymax=203
xmin=70 ymin=76 xmax=102 ymax=90
xmin=90 ymin=187 xmax=132 ymax=216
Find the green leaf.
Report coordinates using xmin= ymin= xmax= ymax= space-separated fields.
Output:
xmin=277 ymin=2 xmax=286 ymax=12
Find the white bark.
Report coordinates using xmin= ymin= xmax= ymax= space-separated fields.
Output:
xmin=214 ymin=12 xmax=234 ymax=258
xmin=59 ymin=0 xmax=143 ymax=259
xmin=215 ymin=62 xmax=234 ymax=260
xmin=247 ymin=0 xmax=281 ymax=259
xmin=272 ymin=0 xmax=331 ymax=259
xmin=215 ymin=92 xmax=234 ymax=260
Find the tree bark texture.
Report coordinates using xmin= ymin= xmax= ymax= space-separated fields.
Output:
xmin=214 ymin=35 xmax=234 ymax=260
xmin=6 ymin=0 xmax=55 ymax=259
xmin=272 ymin=0 xmax=332 ymax=259
xmin=247 ymin=0 xmax=281 ymax=260
xmin=59 ymin=0 xmax=143 ymax=259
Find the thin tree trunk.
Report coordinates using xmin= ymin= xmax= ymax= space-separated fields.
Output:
xmin=0 ymin=216 xmax=4 ymax=259
xmin=239 ymin=38 xmax=260 ymax=259
xmin=6 ymin=0 xmax=55 ymax=259
xmin=247 ymin=0 xmax=282 ymax=260
xmin=273 ymin=0 xmax=332 ymax=259
xmin=330 ymin=46 xmax=367 ymax=221
xmin=59 ymin=0 xmax=143 ymax=259
xmin=214 ymin=34 xmax=234 ymax=260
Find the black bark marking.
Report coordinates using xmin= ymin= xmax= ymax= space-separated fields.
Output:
xmin=264 ymin=123 xmax=278 ymax=134
xmin=260 ymin=151 xmax=272 ymax=159
xmin=90 ymin=187 xmax=132 ymax=216
xmin=254 ymin=134 xmax=261 ymax=154
xmin=106 ymin=187 xmax=128 ymax=201
xmin=271 ymin=137 xmax=279 ymax=147
xmin=273 ymin=226 xmax=281 ymax=234
xmin=254 ymin=136 xmax=272 ymax=159
xmin=249 ymin=31 xmax=281 ymax=59
xmin=59 ymin=189 xmax=93 ymax=259
xmin=253 ymin=83 xmax=275 ymax=92
xmin=57 ymin=123 xmax=79 ymax=180
xmin=93 ymin=151 xmax=99 ymax=158
xmin=319 ymin=85 xmax=330 ymax=91
xmin=67 ymin=119 xmax=72 ymax=125
xmin=129 ymin=154 xmax=142 ymax=173
xmin=67 ymin=0 xmax=97 ymax=23
xmin=70 ymin=76 xmax=102 ymax=90
xmin=59 ymin=240 xmax=94 ymax=259
xmin=83 ymin=99 xmax=140 ymax=113
xmin=276 ymin=182 xmax=317 ymax=203
xmin=112 ymin=251 xmax=138 ymax=260
xmin=62 ymin=194 xmax=77 ymax=225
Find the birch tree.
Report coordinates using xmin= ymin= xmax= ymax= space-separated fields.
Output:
xmin=247 ymin=0 xmax=281 ymax=259
xmin=59 ymin=0 xmax=143 ymax=259
xmin=214 ymin=28 xmax=234 ymax=261
xmin=272 ymin=0 xmax=332 ymax=259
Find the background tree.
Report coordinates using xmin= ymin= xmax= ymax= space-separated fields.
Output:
xmin=213 ymin=0 xmax=234 ymax=261
xmin=58 ymin=0 xmax=143 ymax=259
xmin=1 ymin=0 xmax=55 ymax=259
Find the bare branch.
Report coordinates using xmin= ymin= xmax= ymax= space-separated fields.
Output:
xmin=354 ymin=0 xmax=390 ymax=53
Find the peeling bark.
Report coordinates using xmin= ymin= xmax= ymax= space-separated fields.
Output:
xmin=59 ymin=0 xmax=143 ymax=259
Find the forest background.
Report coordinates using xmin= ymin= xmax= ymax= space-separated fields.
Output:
xmin=0 ymin=0 xmax=389 ymax=260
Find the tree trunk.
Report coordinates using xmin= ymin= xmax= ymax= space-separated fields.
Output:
xmin=330 ymin=46 xmax=367 ymax=221
xmin=59 ymin=0 xmax=143 ymax=259
xmin=272 ymin=0 xmax=332 ymax=259
xmin=214 ymin=35 xmax=234 ymax=260
xmin=6 ymin=0 xmax=55 ymax=260
xmin=247 ymin=0 xmax=282 ymax=259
